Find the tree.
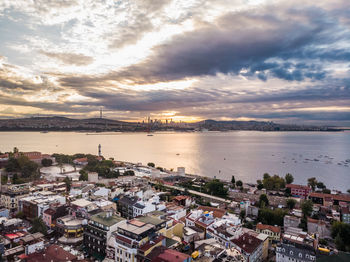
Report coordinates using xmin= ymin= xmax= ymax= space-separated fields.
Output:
xmin=347 ymin=189 xmax=350 ymax=194
xmin=285 ymin=173 xmax=294 ymax=184
xmin=308 ymin=177 xmax=317 ymax=191
xmin=257 ymin=180 xmax=263 ymax=190
xmin=322 ymin=188 xmax=331 ymax=194
xmin=286 ymin=199 xmax=297 ymax=210
xmin=263 ymin=173 xmax=270 ymax=180
xmin=259 ymin=194 xmax=269 ymax=208
xmin=30 ymin=217 xmax=47 ymax=235
xmin=147 ymin=162 xmax=155 ymax=167
xmin=205 ymin=179 xmax=228 ymax=197
xmin=63 ymin=177 xmax=71 ymax=191
xmin=231 ymin=175 xmax=235 ymax=184
xmin=79 ymin=170 xmax=88 ymax=181
xmin=258 ymin=208 xmax=288 ymax=226
xmin=263 ymin=174 xmax=285 ymax=190
xmin=301 ymin=200 xmax=313 ymax=218
xmin=41 ymin=158 xmax=53 ymax=167
xmin=236 ymin=180 xmax=243 ymax=187
xmin=240 ymin=209 xmax=246 ymax=220
xmin=13 ymin=147 xmax=19 ymax=153
xmin=331 ymin=221 xmax=350 ymax=251
xmin=316 ymin=182 xmax=326 ymax=189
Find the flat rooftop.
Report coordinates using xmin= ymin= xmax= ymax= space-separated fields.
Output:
xmin=118 ymin=219 xmax=154 ymax=235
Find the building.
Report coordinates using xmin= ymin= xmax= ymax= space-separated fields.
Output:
xmin=117 ymin=195 xmax=138 ymax=219
xmin=19 ymin=193 xmax=66 ymax=220
xmin=309 ymin=192 xmax=350 ymax=206
xmin=307 ymin=218 xmax=331 ymax=238
xmin=56 ymin=215 xmax=86 ymax=245
xmin=145 ymin=246 xmax=192 ymax=262
xmin=286 ymin=184 xmax=312 ymax=199
xmin=23 ymin=244 xmax=78 ymax=262
xmin=109 ymin=218 xmax=156 ymax=262
xmin=231 ymin=233 xmax=263 ymax=262
xmin=83 ymin=210 xmax=124 ymax=260
xmin=256 ymin=223 xmax=281 ymax=242
xmin=284 ymin=215 xmax=301 ymax=230
xmin=341 ymin=206 xmax=350 ymax=224
xmin=276 ymin=243 xmax=316 ymax=262
xmin=0 ymin=183 xmax=30 ymax=213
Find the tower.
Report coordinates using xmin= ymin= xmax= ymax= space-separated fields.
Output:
xmin=98 ymin=144 xmax=101 ymax=157
xmin=100 ymin=107 xmax=103 ymax=119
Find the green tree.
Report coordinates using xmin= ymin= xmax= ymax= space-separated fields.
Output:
xmin=258 ymin=208 xmax=287 ymax=226
xmin=236 ymin=180 xmax=243 ymax=187
xmin=79 ymin=170 xmax=88 ymax=181
xmin=331 ymin=221 xmax=350 ymax=251
xmin=30 ymin=217 xmax=47 ymax=235
xmin=259 ymin=194 xmax=269 ymax=208
xmin=263 ymin=173 xmax=270 ymax=180
xmin=41 ymin=158 xmax=53 ymax=167
xmin=316 ymin=182 xmax=326 ymax=189
xmin=347 ymin=189 xmax=350 ymax=194
xmin=322 ymin=188 xmax=331 ymax=194
xmin=257 ymin=180 xmax=263 ymax=190
xmin=301 ymin=200 xmax=313 ymax=218
xmin=205 ymin=179 xmax=228 ymax=197
xmin=13 ymin=147 xmax=19 ymax=153
xmin=307 ymin=177 xmax=317 ymax=191
xmin=263 ymin=174 xmax=285 ymax=190
xmin=285 ymin=173 xmax=294 ymax=184
xmin=63 ymin=177 xmax=71 ymax=191
xmin=231 ymin=175 xmax=235 ymax=184
xmin=147 ymin=162 xmax=155 ymax=167
xmin=240 ymin=209 xmax=246 ymax=220
xmin=286 ymin=199 xmax=297 ymax=210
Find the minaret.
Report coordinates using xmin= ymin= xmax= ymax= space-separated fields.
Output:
xmin=98 ymin=144 xmax=101 ymax=157
xmin=100 ymin=107 xmax=103 ymax=119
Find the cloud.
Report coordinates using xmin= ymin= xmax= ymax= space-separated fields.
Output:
xmin=40 ymin=51 xmax=94 ymax=66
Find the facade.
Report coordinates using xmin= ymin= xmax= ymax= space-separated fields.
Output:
xmin=256 ymin=223 xmax=281 ymax=242
xmin=0 ymin=183 xmax=30 ymax=213
xmin=309 ymin=192 xmax=350 ymax=206
xmin=117 ymin=196 xmax=138 ymax=219
xmin=286 ymin=184 xmax=311 ymax=199
xmin=111 ymin=219 xmax=156 ymax=262
xmin=83 ymin=211 xmax=124 ymax=259
xmin=284 ymin=215 xmax=301 ymax=230
xmin=306 ymin=218 xmax=331 ymax=238
xmin=231 ymin=233 xmax=263 ymax=262
xmin=341 ymin=206 xmax=350 ymax=224
xmin=276 ymin=243 xmax=316 ymax=262
xmin=56 ymin=215 xmax=85 ymax=245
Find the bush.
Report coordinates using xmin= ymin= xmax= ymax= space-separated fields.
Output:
xmin=41 ymin=158 xmax=53 ymax=167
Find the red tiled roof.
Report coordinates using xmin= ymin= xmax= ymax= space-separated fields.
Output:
xmin=139 ymin=236 xmax=165 ymax=252
xmin=25 ymin=245 xmax=77 ymax=262
xmin=115 ymin=234 xmax=132 ymax=244
xmin=286 ymin=184 xmax=311 ymax=190
xmin=154 ymin=248 xmax=190 ymax=262
xmin=173 ymin=196 xmax=190 ymax=201
xmin=232 ymin=233 xmax=263 ymax=254
xmin=256 ymin=224 xmax=281 ymax=233
xmin=309 ymin=192 xmax=350 ymax=202
xmin=198 ymin=206 xmax=226 ymax=218
xmin=43 ymin=208 xmax=55 ymax=216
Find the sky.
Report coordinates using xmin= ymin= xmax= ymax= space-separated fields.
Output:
xmin=0 ymin=0 xmax=350 ymax=125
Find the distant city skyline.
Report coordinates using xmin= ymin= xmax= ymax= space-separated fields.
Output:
xmin=0 ymin=0 xmax=350 ymax=126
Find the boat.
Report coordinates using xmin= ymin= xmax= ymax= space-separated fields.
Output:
xmin=147 ymin=134 xmax=153 ymax=136
xmin=40 ymin=131 xmax=49 ymax=133
xmin=176 ymin=153 xmax=180 ymax=156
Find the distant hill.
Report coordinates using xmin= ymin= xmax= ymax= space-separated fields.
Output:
xmin=192 ymin=119 xmax=340 ymax=131
xmin=0 ymin=116 xmax=341 ymax=132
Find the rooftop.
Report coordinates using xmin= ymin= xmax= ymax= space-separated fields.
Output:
xmin=71 ymin=198 xmax=93 ymax=207
xmin=286 ymin=184 xmax=311 ymax=190
xmin=136 ymin=216 xmax=165 ymax=226
xmin=231 ymin=233 xmax=263 ymax=254
xmin=91 ymin=211 xmax=124 ymax=227
xmin=256 ymin=223 xmax=281 ymax=233
xmin=117 ymin=219 xmax=154 ymax=235
xmin=198 ymin=206 xmax=226 ymax=218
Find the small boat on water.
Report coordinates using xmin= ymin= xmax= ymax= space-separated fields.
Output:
xmin=176 ymin=153 xmax=180 ymax=155
xmin=147 ymin=134 xmax=153 ymax=136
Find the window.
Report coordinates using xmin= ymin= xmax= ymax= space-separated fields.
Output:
xmin=299 ymin=253 xmax=302 ymax=258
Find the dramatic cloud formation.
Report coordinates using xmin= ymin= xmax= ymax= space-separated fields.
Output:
xmin=0 ymin=0 xmax=349 ymax=125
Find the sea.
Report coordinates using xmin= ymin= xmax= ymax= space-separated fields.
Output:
xmin=0 ymin=131 xmax=349 ymax=192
